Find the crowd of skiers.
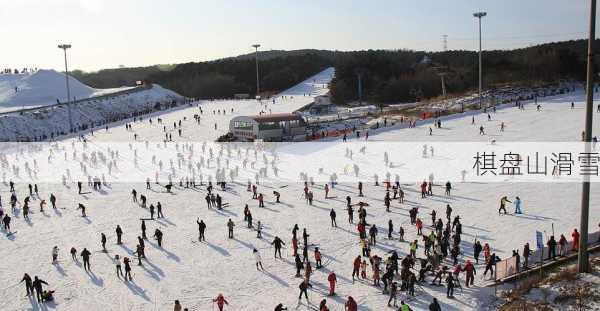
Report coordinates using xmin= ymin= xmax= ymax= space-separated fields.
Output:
xmin=3 ymin=126 xmax=600 ymax=311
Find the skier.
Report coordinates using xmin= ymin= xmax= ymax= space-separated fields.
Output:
xmin=32 ymin=276 xmax=48 ymax=303
xmin=19 ymin=273 xmax=33 ymax=296
xmin=429 ymin=298 xmax=441 ymax=311
xmin=499 ymin=196 xmax=511 ymax=215
xmin=153 ymin=229 xmax=163 ymax=247
xmin=327 ymin=271 xmax=337 ymax=296
xmin=81 ymin=248 xmax=92 ymax=271
xmin=77 ymin=203 xmax=86 ymax=217
xmin=227 ymin=219 xmax=235 ymax=239
xmin=345 ymin=296 xmax=358 ymax=311
xmin=101 ymin=233 xmax=107 ymax=251
xmin=253 ymin=248 xmax=264 ymax=270
xmin=124 ymin=257 xmax=133 ymax=281
xmin=314 ymin=247 xmax=322 ymax=268
xmin=114 ymin=254 xmax=123 ymax=278
xmin=473 ymin=240 xmax=482 ymax=264
xmin=116 ymin=225 xmax=123 ymax=244
xmin=51 ymin=246 xmax=59 ymax=263
xmin=298 ymin=280 xmax=310 ymax=303
xmin=213 ymin=293 xmax=229 ymax=311
xmin=197 ymin=218 xmax=206 ymax=241
xmin=352 ymin=256 xmax=361 ymax=282
xmin=329 ymin=209 xmax=337 ymax=227
xmin=271 ymin=236 xmax=285 ymax=258
xmin=514 ymin=196 xmax=522 ymax=214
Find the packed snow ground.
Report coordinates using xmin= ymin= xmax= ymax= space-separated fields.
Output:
xmin=0 ymin=70 xmax=134 ymax=112
xmin=0 ymin=78 xmax=599 ymax=311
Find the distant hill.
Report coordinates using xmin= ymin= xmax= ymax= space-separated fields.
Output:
xmin=71 ymin=39 xmax=600 ymax=103
xmin=71 ymin=65 xmax=174 ymax=89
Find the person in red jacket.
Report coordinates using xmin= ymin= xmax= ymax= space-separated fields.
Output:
xmin=464 ymin=260 xmax=476 ymax=287
xmin=327 ymin=271 xmax=337 ymax=296
xmin=415 ymin=218 xmax=423 ymax=235
xmin=571 ymin=229 xmax=580 ymax=252
xmin=213 ymin=293 xmax=228 ymax=311
xmin=345 ymin=296 xmax=358 ymax=311
xmin=315 ymin=248 xmax=322 ymax=269
xmin=292 ymin=237 xmax=298 ymax=256
xmin=352 ymin=256 xmax=361 ymax=283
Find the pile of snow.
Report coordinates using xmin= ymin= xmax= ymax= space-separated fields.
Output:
xmin=0 ymin=70 xmax=134 ymax=112
xmin=0 ymin=83 xmax=183 ymax=141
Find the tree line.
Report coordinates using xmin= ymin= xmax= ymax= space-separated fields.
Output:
xmin=71 ymin=39 xmax=599 ymax=104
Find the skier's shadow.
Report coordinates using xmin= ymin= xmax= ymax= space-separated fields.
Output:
xmin=54 ymin=264 xmax=67 ymax=277
xmin=205 ymin=241 xmax=230 ymax=257
xmin=86 ymin=270 xmax=103 ymax=287
xmin=261 ymin=270 xmax=289 ymax=287
xmin=124 ymin=280 xmax=151 ymax=302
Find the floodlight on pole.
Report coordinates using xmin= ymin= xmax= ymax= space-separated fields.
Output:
xmin=252 ymin=44 xmax=261 ymax=97
xmin=58 ymin=44 xmax=74 ymax=132
xmin=473 ymin=11 xmax=486 ymax=109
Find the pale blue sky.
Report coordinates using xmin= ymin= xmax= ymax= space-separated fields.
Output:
xmin=0 ymin=0 xmax=594 ymax=71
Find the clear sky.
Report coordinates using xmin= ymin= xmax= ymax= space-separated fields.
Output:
xmin=0 ymin=0 xmax=594 ymax=72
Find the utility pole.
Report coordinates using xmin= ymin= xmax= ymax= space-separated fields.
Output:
xmin=58 ymin=44 xmax=73 ymax=133
xmin=578 ymin=0 xmax=595 ymax=274
xmin=252 ymin=44 xmax=261 ymax=98
xmin=473 ymin=12 xmax=486 ymax=109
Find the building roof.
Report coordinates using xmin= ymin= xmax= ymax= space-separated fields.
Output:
xmin=250 ymin=113 xmax=304 ymax=123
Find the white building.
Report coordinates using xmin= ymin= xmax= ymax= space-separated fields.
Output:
xmin=229 ymin=113 xmax=307 ymax=142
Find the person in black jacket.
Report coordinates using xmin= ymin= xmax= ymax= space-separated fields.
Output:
xmin=81 ymin=248 xmax=92 ymax=271
xmin=101 ymin=233 xmax=107 ymax=251
xmin=429 ymin=298 xmax=441 ymax=311
xmin=197 ymin=218 xmax=206 ymax=241
xmin=271 ymin=236 xmax=285 ymax=258
xmin=154 ymin=229 xmax=163 ymax=247
xmin=274 ymin=303 xmax=288 ymax=311
xmin=32 ymin=276 xmax=48 ymax=302
xmin=116 ymin=225 xmax=123 ymax=244
xmin=19 ymin=273 xmax=33 ymax=296
xmin=547 ymin=235 xmax=557 ymax=260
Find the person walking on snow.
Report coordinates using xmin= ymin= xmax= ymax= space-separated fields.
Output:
xmin=271 ymin=236 xmax=285 ymax=258
xmin=327 ymin=271 xmax=337 ymax=296
xmin=514 ymin=196 xmax=522 ymax=214
xmin=499 ymin=196 xmax=511 ymax=215
xmin=213 ymin=294 xmax=229 ymax=311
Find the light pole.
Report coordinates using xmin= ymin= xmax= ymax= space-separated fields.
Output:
xmin=252 ymin=44 xmax=261 ymax=98
xmin=473 ymin=11 xmax=486 ymax=109
xmin=58 ymin=44 xmax=74 ymax=132
xmin=578 ymin=0 xmax=595 ymax=274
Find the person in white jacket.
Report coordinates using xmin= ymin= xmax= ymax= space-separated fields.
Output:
xmin=253 ymin=248 xmax=264 ymax=270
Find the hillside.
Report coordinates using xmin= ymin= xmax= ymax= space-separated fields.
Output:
xmin=70 ymin=39 xmax=600 ymax=106
xmin=0 ymin=70 xmax=132 ymax=112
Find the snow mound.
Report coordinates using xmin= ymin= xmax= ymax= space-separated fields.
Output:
xmin=0 ymin=69 xmax=134 ymax=112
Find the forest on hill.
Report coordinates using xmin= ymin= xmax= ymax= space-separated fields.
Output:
xmin=72 ymin=39 xmax=598 ymax=104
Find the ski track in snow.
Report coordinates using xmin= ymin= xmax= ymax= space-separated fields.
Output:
xmin=0 ymin=73 xmax=599 ymax=310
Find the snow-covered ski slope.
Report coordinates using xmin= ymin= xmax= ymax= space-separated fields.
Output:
xmin=84 ymin=67 xmax=334 ymax=142
xmin=0 ymin=70 xmax=134 ymax=112
xmin=1 ymin=82 xmax=599 ymax=311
